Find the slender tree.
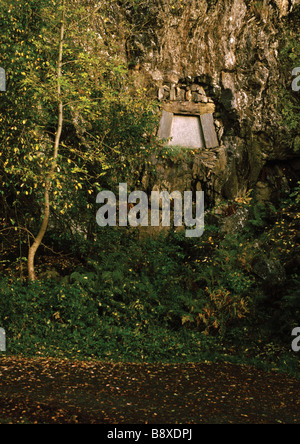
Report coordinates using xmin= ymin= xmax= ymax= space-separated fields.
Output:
xmin=0 ymin=0 xmax=160 ymax=280
xmin=27 ymin=2 xmax=65 ymax=281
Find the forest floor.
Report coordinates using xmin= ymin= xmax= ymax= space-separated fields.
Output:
xmin=0 ymin=356 xmax=299 ymax=424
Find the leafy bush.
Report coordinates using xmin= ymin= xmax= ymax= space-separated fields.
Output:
xmin=0 ymin=182 xmax=299 ymax=374
xmin=0 ymin=273 xmax=227 ymax=362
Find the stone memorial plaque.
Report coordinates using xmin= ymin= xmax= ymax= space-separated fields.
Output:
xmin=158 ymin=110 xmax=173 ymax=140
xmin=169 ymin=115 xmax=205 ymax=149
xmin=0 ymin=68 xmax=6 ymax=92
xmin=158 ymin=106 xmax=219 ymax=149
xmin=200 ymin=113 xmax=219 ymax=148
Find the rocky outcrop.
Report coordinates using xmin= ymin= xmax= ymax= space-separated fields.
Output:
xmin=111 ymin=0 xmax=299 ymax=205
xmin=94 ymin=0 xmax=299 ymax=221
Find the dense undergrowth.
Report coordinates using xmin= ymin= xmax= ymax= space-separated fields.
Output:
xmin=0 ymin=183 xmax=299 ymax=377
xmin=0 ymin=2 xmax=299 ymax=406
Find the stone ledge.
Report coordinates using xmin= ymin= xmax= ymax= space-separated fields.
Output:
xmin=163 ymin=101 xmax=215 ymax=115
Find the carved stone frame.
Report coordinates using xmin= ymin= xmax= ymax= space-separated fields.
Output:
xmin=158 ymin=101 xmax=219 ymax=149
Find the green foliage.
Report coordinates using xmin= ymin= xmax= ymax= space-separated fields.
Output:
xmin=0 ymin=181 xmax=299 ymax=375
xmin=289 ymin=181 xmax=300 ymax=204
xmin=0 ymin=1 xmax=299 ymax=372
xmin=277 ymin=29 xmax=300 ymax=137
xmin=157 ymin=145 xmax=193 ymax=162
xmin=0 ymin=0 xmax=160 ymax=268
xmin=247 ymin=201 xmax=277 ymax=231
xmin=279 ymin=31 xmax=300 ymax=68
xmin=0 ymin=274 xmax=222 ymax=362
xmin=276 ymin=88 xmax=300 ymax=135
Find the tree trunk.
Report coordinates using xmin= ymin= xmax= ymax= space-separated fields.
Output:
xmin=28 ymin=5 xmax=65 ymax=281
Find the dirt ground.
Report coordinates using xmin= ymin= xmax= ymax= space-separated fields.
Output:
xmin=0 ymin=356 xmax=299 ymax=424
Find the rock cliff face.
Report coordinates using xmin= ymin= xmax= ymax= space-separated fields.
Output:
xmin=112 ymin=0 xmax=300 ymax=204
